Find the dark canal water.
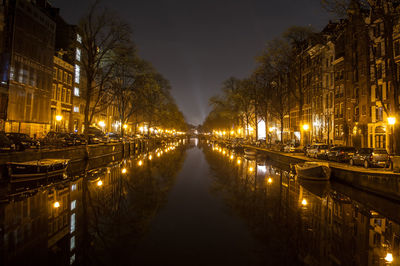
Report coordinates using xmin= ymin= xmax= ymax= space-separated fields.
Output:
xmin=2 ymin=139 xmax=400 ymax=265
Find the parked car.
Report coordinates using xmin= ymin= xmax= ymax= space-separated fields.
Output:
xmin=42 ymin=132 xmax=75 ymax=147
xmin=327 ymin=146 xmax=356 ymax=162
xmin=106 ymin=133 xmax=122 ymax=143
xmin=0 ymin=132 xmax=15 ymax=152
xmin=306 ymin=144 xmax=329 ymax=158
xmin=349 ymin=148 xmax=390 ymax=168
xmin=6 ymin=132 xmax=40 ymax=151
xmin=69 ymin=133 xmax=86 ymax=145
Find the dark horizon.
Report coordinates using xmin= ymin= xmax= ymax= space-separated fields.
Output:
xmin=52 ymin=0 xmax=333 ymax=125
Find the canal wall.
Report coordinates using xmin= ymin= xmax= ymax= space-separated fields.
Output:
xmin=243 ymin=144 xmax=400 ymax=202
xmin=0 ymin=138 xmax=168 ymax=180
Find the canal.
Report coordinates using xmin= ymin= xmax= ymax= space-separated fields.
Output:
xmin=1 ymin=139 xmax=400 ymax=265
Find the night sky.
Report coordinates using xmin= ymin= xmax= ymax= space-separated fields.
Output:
xmin=52 ymin=0 xmax=332 ymax=125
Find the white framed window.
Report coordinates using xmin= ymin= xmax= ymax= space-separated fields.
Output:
xmin=70 ymin=213 xmax=76 ymax=233
xmin=70 ymin=235 xmax=75 ymax=250
xmin=74 ymin=87 xmax=80 ymax=96
xmin=74 ymin=65 xmax=80 ymax=84
xmin=74 ymin=106 xmax=79 ymax=113
xmin=76 ymin=48 xmax=81 ymax=62
xmin=71 ymin=200 xmax=76 ymax=210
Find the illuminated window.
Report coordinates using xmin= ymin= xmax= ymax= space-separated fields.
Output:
xmin=77 ymin=34 xmax=82 ymax=43
xmin=71 ymin=200 xmax=76 ymax=210
xmin=74 ymin=87 xmax=80 ymax=96
xmin=70 ymin=235 xmax=75 ymax=250
xmin=70 ymin=213 xmax=76 ymax=233
xmin=71 ymin=184 xmax=76 ymax=191
xmin=76 ymin=48 xmax=81 ymax=62
xmin=73 ymin=106 xmax=79 ymax=113
xmin=70 ymin=254 xmax=75 ymax=265
xmin=74 ymin=65 xmax=80 ymax=84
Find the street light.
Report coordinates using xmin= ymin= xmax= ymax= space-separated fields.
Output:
xmin=302 ymin=124 xmax=310 ymax=145
xmin=55 ymin=115 xmax=63 ymax=132
xmin=388 ymin=117 xmax=396 ymax=155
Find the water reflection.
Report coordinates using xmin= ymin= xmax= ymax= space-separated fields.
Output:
xmin=203 ymin=142 xmax=400 ymax=266
xmin=0 ymin=141 xmax=187 ymax=266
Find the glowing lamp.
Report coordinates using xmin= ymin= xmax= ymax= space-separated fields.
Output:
xmin=388 ymin=117 xmax=396 ymax=125
xmin=97 ymin=180 xmax=103 ymax=187
xmin=301 ymin=199 xmax=308 ymax=206
xmin=53 ymin=201 xmax=60 ymax=208
xmin=121 ymin=168 xmax=127 ymax=174
xmin=302 ymin=124 xmax=309 ymax=131
xmin=98 ymin=121 xmax=105 ymax=127
xmin=385 ymin=253 xmax=393 ymax=263
xmin=123 ymin=124 xmax=128 ymax=129
xmin=138 ymin=160 xmax=143 ymax=166
xmin=55 ymin=115 xmax=62 ymax=121
xmin=267 ymin=177 xmax=273 ymax=184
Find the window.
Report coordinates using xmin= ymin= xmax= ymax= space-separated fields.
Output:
xmin=53 ymin=67 xmax=57 ymax=79
xmin=67 ymin=89 xmax=71 ymax=104
xmin=74 ymin=65 xmax=80 ymax=84
xmin=68 ymin=74 xmax=72 ymax=85
xmin=377 ymin=42 xmax=382 ymax=57
xmin=74 ymin=87 xmax=79 ymax=96
xmin=71 ymin=200 xmax=76 ymax=210
xmin=71 ymin=184 xmax=77 ymax=191
xmin=377 ymin=64 xmax=382 ymax=79
xmin=77 ymin=34 xmax=82 ymax=43
xmin=61 ymin=88 xmax=66 ymax=102
xmin=57 ymin=85 xmax=61 ymax=101
xmin=76 ymin=48 xmax=81 ymax=62
xmin=70 ymin=235 xmax=75 ymax=250
xmin=63 ymin=72 xmax=67 ymax=83
xmin=395 ymin=41 xmax=400 ymax=57
xmin=74 ymin=106 xmax=79 ymax=113
xmin=57 ymin=69 xmax=62 ymax=81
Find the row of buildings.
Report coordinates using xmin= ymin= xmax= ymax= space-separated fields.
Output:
xmin=266 ymin=4 xmax=400 ymax=152
xmin=0 ymin=0 xmax=120 ymax=138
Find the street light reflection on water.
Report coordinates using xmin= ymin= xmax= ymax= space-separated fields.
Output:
xmin=3 ymin=139 xmax=400 ymax=265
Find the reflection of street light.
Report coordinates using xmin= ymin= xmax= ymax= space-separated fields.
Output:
xmin=388 ymin=117 xmax=396 ymax=154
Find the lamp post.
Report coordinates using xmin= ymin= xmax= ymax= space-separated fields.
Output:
xmin=302 ymin=124 xmax=310 ymax=145
xmin=55 ymin=115 xmax=63 ymax=132
xmin=388 ymin=117 xmax=396 ymax=154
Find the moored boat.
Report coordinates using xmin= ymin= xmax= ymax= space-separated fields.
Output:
xmin=8 ymin=159 xmax=69 ymax=183
xmin=244 ymin=148 xmax=257 ymax=156
xmin=294 ymin=162 xmax=330 ymax=181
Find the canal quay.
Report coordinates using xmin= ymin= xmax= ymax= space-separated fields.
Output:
xmin=0 ymin=138 xmax=399 ymax=265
